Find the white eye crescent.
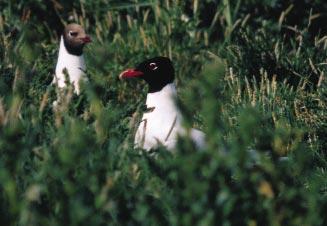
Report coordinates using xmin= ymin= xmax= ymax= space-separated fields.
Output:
xmin=69 ymin=31 xmax=78 ymax=37
xmin=149 ymin=62 xmax=158 ymax=70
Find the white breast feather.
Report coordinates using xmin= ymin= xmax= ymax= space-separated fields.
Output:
xmin=54 ymin=36 xmax=87 ymax=94
xmin=134 ymin=84 xmax=206 ymax=151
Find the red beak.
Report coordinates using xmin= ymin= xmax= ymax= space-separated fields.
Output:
xmin=81 ymin=35 xmax=92 ymax=44
xmin=119 ymin=69 xmax=144 ymax=80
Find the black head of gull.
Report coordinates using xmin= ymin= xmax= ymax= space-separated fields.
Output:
xmin=119 ymin=56 xmax=175 ymax=93
xmin=63 ymin=23 xmax=92 ymax=56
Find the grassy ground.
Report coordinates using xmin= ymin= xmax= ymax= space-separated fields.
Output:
xmin=0 ymin=0 xmax=326 ymax=225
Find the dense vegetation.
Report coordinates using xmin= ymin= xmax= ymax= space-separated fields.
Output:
xmin=0 ymin=0 xmax=326 ymax=225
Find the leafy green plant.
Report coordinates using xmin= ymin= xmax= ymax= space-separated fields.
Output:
xmin=0 ymin=1 xmax=326 ymax=225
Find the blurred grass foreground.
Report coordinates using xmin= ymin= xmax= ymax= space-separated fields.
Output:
xmin=0 ymin=0 xmax=327 ymax=225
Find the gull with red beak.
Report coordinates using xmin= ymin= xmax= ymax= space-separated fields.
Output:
xmin=53 ymin=23 xmax=91 ymax=94
xmin=120 ymin=56 xmax=206 ymax=151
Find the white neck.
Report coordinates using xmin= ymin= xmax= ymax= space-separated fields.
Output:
xmin=136 ymin=83 xmax=206 ymax=150
xmin=145 ymin=83 xmax=179 ymax=112
xmin=57 ymin=36 xmax=85 ymax=65
xmin=55 ymin=36 xmax=86 ymax=94
xmin=135 ymin=83 xmax=182 ymax=150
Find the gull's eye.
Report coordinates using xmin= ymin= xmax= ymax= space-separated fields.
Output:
xmin=69 ymin=31 xmax=78 ymax=37
xmin=149 ymin=62 xmax=158 ymax=71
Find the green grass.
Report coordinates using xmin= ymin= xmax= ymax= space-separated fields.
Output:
xmin=0 ymin=0 xmax=327 ymax=225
